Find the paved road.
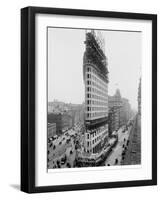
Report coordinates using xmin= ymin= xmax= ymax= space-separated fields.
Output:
xmin=48 ymin=124 xmax=83 ymax=169
xmin=104 ymin=126 xmax=131 ymax=166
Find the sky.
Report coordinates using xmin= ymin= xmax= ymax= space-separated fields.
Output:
xmin=48 ymin=27 xmax=141 ymax=110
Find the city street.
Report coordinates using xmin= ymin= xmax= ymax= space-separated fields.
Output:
xmin=104 ymin=124 xmax=132 ymax=166
xmin=48 ymin=117 xmax=140 ymax=169
xmin=48 ymin=123 xmax=83 ymax=169
xmin=121 ymin=115 xmax=141 ymax=165
xmin=47 ymin=28 xmax=142 ymax=171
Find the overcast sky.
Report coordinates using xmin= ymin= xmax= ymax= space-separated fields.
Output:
xmin=48 ymin=27 xmax=141 ymax=110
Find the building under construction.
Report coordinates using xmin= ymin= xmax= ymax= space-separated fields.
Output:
xmin=76 ymin=30 xmax=109 ymax=166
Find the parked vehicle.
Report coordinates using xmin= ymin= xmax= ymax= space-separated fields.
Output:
xmin=115 ymin=158 xmax=118 ymax=164
xmin=49 ymin=143 xmax=52 ymax=148
xmin=66 ymin=163 xmax=71 ymax=168
xmin=61 ymin=156 xmax=66 ymax=165
xmin=53 ymin=145 xmax=56 ymax=150
xmin=70 ymin=150 xmax=73 ymax=155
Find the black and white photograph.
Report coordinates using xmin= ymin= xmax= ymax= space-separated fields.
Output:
xmin=20 ymin=6 xmax=157 ymax=193
xmin=47 ymin=27 xmax=141 ymax=169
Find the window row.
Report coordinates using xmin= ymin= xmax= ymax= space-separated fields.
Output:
xmin=86 ymin=93 xmax=108 ymax=102
xmin=86 ymin=112 xmax=107 ymax=118
xmin=86 ymin=72 xmax=107 ymax=88
xmin=87 ymin=100 xmax=108 ymax=106
xmin=86 ymin=87 xmax=107 ymax=97
xmin=86 ymin=80 xmax=107 ymax=93
xmin=87 ymin=136 xmax=101 ymax=147
xmin=86 ymin=106 xmax=107 ymax=112
xmin=87 ymin=125 xmax=108 ymax=139
xmin=86 ymin=67 xmax=106 ymax=83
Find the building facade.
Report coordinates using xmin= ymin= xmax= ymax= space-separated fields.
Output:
xmin=48 ymin=100 xmax=84 ymax=126
xmin=108 ymin=106 xmax=119 ymax=135
xmin=108 ymin=89 xmax=133 ymax=134
xmin=48 ymin=113 xmax=72 ymax=135
xmin=83 ymin=30 xmax=109 ymax=154
xmin=120 ymin=98 xmax=132 ymax=126
xmin=138 ymin=78 xmax=141 ymax=115
xmin=48 ymin=123 xmax=56 ymax=139
xmin=48 ymin=100 xmax=70 ymax=113
xmin=108 ymin=89 xmax=122 ymax=134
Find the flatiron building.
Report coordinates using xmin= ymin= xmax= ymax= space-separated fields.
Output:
xmin=83 ymin=30 xmax=109 ymax=154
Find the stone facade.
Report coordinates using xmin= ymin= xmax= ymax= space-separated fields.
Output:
xmin=83 ymin=30 xmax=109 ymax=154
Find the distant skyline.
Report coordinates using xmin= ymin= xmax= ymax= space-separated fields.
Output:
xmin=48 ymin=28 xmax=141 ymax=110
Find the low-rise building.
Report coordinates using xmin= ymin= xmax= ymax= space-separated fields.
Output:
xmin=48 ymin=123 xmax=56 ymax=138
xmin=48 ymin=113 xmax=72 ymax=135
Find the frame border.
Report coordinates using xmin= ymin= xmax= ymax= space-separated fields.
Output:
xmin=21 ymin=6 xmax=157 ymax=193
